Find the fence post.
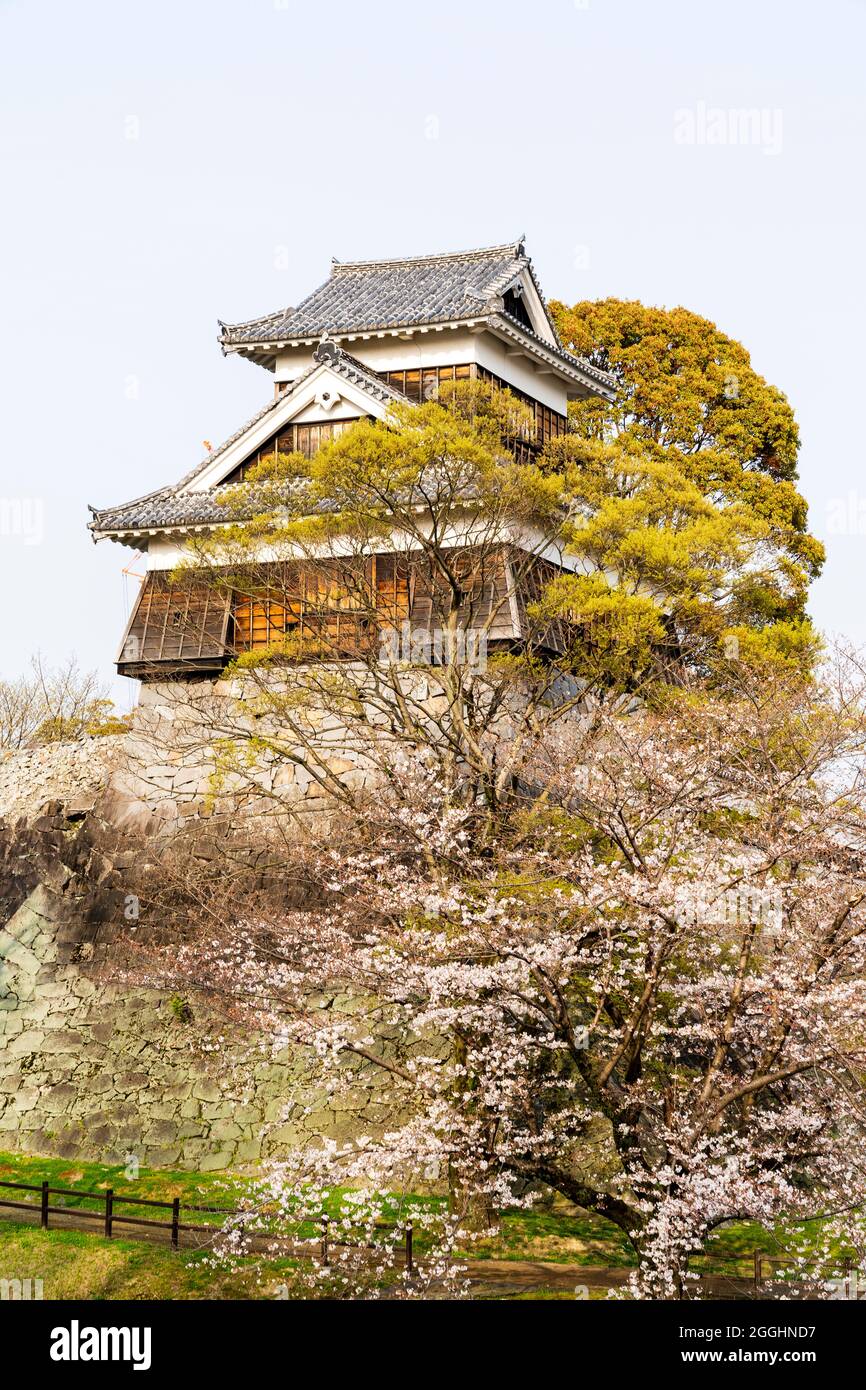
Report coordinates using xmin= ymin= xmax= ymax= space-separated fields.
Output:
xmin=321 ymin=1216 xmax=330 ymax=1268
xmin=40 ymin=1181 xmax=49 ymax=1231
xmin=405 ymin=1223 xmax=413 ymax=1277
xmin=104 ymin=1189 xmax=114 ymax=1240
xmin=171 ymin=1197 xmax=180 ymax=1251
xmin=753 ymin=1250 xmax=762 ymax=1291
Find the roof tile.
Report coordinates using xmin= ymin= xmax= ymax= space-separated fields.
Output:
xmin=220 ymin=240 xmax=543 ymax=344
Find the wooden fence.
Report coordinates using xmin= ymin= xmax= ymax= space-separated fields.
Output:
xmin=687 ymin=1246 xmax=854 ymax=1294
xmin=0 ymin=1179 xmax=414 ymax=1271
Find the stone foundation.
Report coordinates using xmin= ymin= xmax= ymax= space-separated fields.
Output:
xmin=0 ymin=866 xmax=388 ymax=1170
xmin=0 ymin=736 xmax=125 ymax=826
xmin=102 ymin=675 xmax=382 ymax=835
xmin=0 ymin=699 xmax=392 ymax=1170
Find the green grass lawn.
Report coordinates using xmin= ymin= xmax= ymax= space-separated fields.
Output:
xmin=0 ymin=1222 xmax=306 ymax=1300
xmin=467 ymin=1204 xmax=637 ymax=1266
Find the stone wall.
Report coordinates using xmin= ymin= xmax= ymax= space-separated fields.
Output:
xmin=0 ymin=893 xmax=379 ymax=1171
xmin=101 ymin=675 xmax=381 ymax=835
xmin=0 ymin=706 xmax=389 ymax=1171
xmin=0 ymin=736 xmax=125 ymax=826
xmin=0 ymin=669 xmax=505 ymax=1171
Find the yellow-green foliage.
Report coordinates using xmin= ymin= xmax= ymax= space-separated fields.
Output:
xmin=33 ymin=699 xmax=130 ymax=745
xmin=211 ymin=381 xmax=561 ymax=542
xmin=551 ymin=297 xmax=802 ymax=478
xmin=546 ymin=297 xmax=824 ymax=682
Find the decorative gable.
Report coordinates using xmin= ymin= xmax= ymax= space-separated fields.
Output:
xmin=190 ymin=356 xmax=395 ymax=493
xmin=497 ymin=271 xmax=558 ymax=347
xmin=88 ymin=344 xmax=410 ymax=540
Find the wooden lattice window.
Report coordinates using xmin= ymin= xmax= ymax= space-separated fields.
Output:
xmin=231 ymin=557 xmax=409 ymax=656
xmin=223 ymin=417 xmax=362 ymax=485
xmin=475 ymin=366 xmax=567 ymax=460
xmin=377 ymin=363 xmax=472 ymax=402
xmin=292 ymin=419 xmax=355 ymax=459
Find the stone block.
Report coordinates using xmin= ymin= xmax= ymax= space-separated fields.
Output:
xmin=40 ymin=1031 xmax=85 ymax=1053
xmin=234 ymin=1139 xmax=263 ymax=1163
xmin=199 ymin=1149 xmax=235 ymax=1172
xmin=41 ymin=1083 xmax=78 ymax=1114
xmin=192 ymin=1081 xmax=224 ymax=1103
xmin=8 ymin=1030 xmax=45 ymax=1054
xmin=143 ymin=1147 xmax=182 ymax=1168
xmin=207 ymin=1119 xmax=242 ymax=1142
xmin=177 ymin=1122 xmax=204 ymax=1139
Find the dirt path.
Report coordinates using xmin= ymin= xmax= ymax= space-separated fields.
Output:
xmin=462 ymin=1258 xmax=630 ymax=1296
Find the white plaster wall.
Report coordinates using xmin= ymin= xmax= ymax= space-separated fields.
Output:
xmin=273 ymin=327 xmax=570 ymax=413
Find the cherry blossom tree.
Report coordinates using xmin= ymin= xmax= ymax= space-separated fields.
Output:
xmin=133 ymin=647 xmax=866 ymax=1298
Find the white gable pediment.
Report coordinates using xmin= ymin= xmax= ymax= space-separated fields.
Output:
xmin=187 ymin=361 xmax=394 ymax=494
xmin=499 ymin=271 xmax=559 ymax=348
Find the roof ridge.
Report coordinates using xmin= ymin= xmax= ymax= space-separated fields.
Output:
xmin=217 ymin=306 xmax=292 ymax=334
xmin=218 ymin=240 xmax=544 ymax=347
xmin=331 ymin=238 xmax=525 ymax=273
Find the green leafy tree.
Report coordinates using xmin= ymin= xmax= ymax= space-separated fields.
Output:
xmin=159 ymin=329 xmax=826 ymax=835
xmin=546 ymin=298 xmax=825 ymax=679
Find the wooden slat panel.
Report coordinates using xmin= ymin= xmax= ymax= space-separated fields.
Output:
xmin=118 ymin=573 xmax=230 ymax=671
xmin=510 ymin=552 xmax=568 ymax=655
xmin=120 ymin=550 xmax=559 ymax=675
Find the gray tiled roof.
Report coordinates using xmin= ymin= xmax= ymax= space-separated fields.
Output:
xmin=90 ymin=485 xmax=239 ymax=532
xmin=89 ymin=344 xmax=411 ymax=537
xmin=89 ymin=237 xmax=617 ymax=541
xmin=220 ymin=239 xmax=554 ymax=345
xmin=217 ymin=240 xmax=616 ymax=396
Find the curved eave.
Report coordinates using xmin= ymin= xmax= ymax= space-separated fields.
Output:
xmin=219 ymin=318 xmax=485 ymax=371
xmin=89 ymin=519 xmax=234 ymax=546
xmin=88 ymin=491 xmax=543 ymax=548
xmin=220 ymin=313 xmax=616 ymax=400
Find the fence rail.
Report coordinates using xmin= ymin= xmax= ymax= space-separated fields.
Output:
xmin=0 ymin=1179 xmax=414 ymax=1270
xmin=687 ymin=1246 xmax=855 ymax=1293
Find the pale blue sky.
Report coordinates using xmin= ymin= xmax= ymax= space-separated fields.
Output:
xmin=1 ymin=0 xmax=864 ymax=706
